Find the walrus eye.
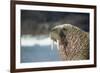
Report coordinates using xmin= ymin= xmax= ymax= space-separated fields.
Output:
xmin=63 ymin=28 xmax=67 ymax=31
xmin=60 ymin=30 xmax=66 ymax=38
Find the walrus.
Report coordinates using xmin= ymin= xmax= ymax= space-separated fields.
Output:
xmin=50 ymin=24 xmax=89 ymax=61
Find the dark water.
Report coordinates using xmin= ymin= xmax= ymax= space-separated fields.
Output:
xmin=21 ymin=45 xmax=61 ymax=63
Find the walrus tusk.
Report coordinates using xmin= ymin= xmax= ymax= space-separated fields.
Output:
xmin=57 ymin=40 xmax=60 ymax=50
xmin=51 ymin=39 xmax=54 ymax=50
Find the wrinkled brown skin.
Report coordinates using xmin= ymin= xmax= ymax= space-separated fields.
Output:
xmin=50 ymin=24 xmax=89 ymax=61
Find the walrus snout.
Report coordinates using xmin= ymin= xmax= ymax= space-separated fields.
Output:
xmin=50 ymin=26 xmax=67 ymax=42
xmin=50 ymin=28 xmax=61 ymax=42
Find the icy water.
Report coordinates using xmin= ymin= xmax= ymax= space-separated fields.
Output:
xmin=21 ymin=35 xmax=61 ymax=63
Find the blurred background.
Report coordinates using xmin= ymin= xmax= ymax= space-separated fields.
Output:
xmin=21 ymin=10 xmax=89 ymax=35
xmin=21 ymin=10 xmax=89 ymax=63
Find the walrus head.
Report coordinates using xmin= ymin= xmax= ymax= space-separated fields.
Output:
xmin=50 ymin=24 xmax=72 ymax=42
xmin=50 ymin=24 xmax=72 ymax=50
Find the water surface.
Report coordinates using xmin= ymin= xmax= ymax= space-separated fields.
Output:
xmin=21 ymin=35 xmax=61 ymax=63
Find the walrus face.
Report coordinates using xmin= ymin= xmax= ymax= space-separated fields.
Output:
xmin=50 ymin=24 xmax=68 ymax=42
